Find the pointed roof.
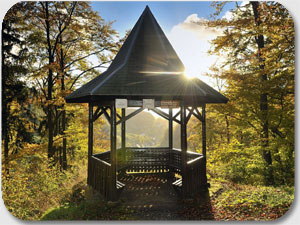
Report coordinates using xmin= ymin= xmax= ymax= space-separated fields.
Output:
xmin=66 ymin=6 xmax=228 ymax=104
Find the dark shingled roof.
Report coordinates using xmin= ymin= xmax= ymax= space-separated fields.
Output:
xmin=66 ymin=6 xmax=228 ymax=104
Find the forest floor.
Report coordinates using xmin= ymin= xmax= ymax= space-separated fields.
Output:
xmin=41 ymin=173 xmax=294 ymax=221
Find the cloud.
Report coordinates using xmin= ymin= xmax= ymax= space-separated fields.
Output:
xmin=167 ymin=14 xmax=223 ymax=83
xmin=172 ymin=14 xmax=223 ymax=41
xmin=241 ymin=1 xmax=250 ymax=7
xmin=222 ymin=10 xmax=233 ymax=20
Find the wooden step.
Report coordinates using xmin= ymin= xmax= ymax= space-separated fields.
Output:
xmin=172 ymin=178 xmax=182 ymax=187
xmin=172 ymin=178 xmax=182 ymax=196
xmin=116 ymin=180 xmax=125 ymax=190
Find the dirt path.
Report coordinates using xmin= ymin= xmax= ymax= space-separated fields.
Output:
xmin=118 ymin=174 xmax=214 ymax=220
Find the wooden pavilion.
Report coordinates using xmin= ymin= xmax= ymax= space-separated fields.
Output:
xmin=66 ymin=6 xmax=228 ymax=201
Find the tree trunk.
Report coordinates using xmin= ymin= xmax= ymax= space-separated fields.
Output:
xmin=62 ymin=110 xmax=67 ymax=169
xmin=45 ymin=2 xmax=54 ymax=159
xmin=225 ymin=115 xmax=230 ymax=144
xmin=2 ymin=75 xmax=9 ymax=159
xmin=59 ymin=34 xmax=68 ymax=170
xmin=2 ymin=33 xmax=9 ymax=159
xmin=251 ymin=1 xmax=274 ymax=185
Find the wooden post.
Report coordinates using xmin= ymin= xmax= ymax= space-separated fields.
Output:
xmin=168 ymin=108 xmax=174 ymax=177
xmin=121 ymin=108 xmax=126 ymax=163
xmin=202 ymin=104 xmax=208 ymax=187
xmin=169 ymin=108 xmax=173 ymax=149
xmin=88 ymin=103 xmax=93 ymax=156
xmin=110 ymin=103 xmax=117 ymax=200
xmin=180 ymin=101 xmax=187 ymax=197
xmin=87 ymin=103 xmax=93 ymax=186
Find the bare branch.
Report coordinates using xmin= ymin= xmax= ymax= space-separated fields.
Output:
xmin=64 ymin=48 xmax=109 ymax=70
xmin=51 ymin=2 xmax=77 ymax=56
xmin=69 ymin=63 xmax=109 ymax=90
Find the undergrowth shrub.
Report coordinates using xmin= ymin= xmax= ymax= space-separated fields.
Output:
xmin=2 ymin=143 xmax=87 ymax=220
xmin=207 ymin=139 xmax=265 ymax=185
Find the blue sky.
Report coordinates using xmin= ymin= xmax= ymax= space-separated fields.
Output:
xmin=91 ymin=1 xmax=236 ymax=36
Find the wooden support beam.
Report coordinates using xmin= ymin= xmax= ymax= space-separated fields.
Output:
xmin=116 ymin=112 xmax=122 ymax=120
xmin=93 ymin=111 xmax=104 ymax=122
xmin=101 ymin=107 xmax=111 ymax=124
xmin=173 ymin=110 xmax=180 ymax=120
xmin=202 ymin=105 xmax=206 ymax=157
xmin=173 ymin=118 xmax=181 ymax=124
xmin=180 ymin=101 xmax=188 ymax=197
xmin=185 ymin=107 xmax=194 ymax=123
xmin=202 ymin=104 xmax=208 ymax=187
xmin=93 ymin=106 xmax=101 ymax=120
xmin=172 ymin=110 xmax=181 ymax=124
xmin=88 ymin=103 xmax=93 ymax=189
xmin=195 ymin=107 xmax=203 ymax=121
xmin=93 ymin=106 xmax=108 ymax=122
xmin=116 ymin=107 xmax=143 ymax=125
xmin=186 ymin=107 xmax=202 ymax=122
xmin=169 ymin=108 xmax=173 ymax=170
xmin=192 ymin=111 xmax=202 ymax=122
xmin=121 ymin=108 xmax=126 ymax=150
xmin=150 ymin=107 xmax=169 ymax=120
xmin=88 ymin=104 xmax=93 ymax=156
xmin=169 ymin=108 xmax=173 ymax=149
xmin=121 ymin=108 xmax=126 ymax=164
xmin=110 ymin=104 xmax=117 ymax=201
xmin=149 ymin=107 xmax=181 ymax=124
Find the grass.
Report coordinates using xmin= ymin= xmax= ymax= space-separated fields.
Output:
xmin=209 ymin=179 xmax=294 ymax=221
xmin=41 ymin=201 xmax=135 ymax=220
xmin=40 ymin=177 xmax=294 ymax=221
xmin=41 ymin=183 xmax=135 ymax=220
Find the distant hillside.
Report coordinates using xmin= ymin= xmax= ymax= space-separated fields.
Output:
xmin=159 ymin=123 xmax=180 ymax=149
xmin=98 ymin=109 xmax=169 ymax=148
xmin=125 ymin=109 xmax=168 ymax=147
xmin=97 ymin=109 xmax=199 ymax=150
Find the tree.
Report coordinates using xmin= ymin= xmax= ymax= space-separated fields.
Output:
xmin=205 ymin=1 xmax=294 ymax=185
xmin=2 ymin=2 xmax=36 ymax=159
xmin=21 ymin=1 xmax=118 ymax=167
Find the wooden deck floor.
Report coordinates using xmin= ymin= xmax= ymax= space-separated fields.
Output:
xmin=118 ymin=173 xmax=214 ymax=220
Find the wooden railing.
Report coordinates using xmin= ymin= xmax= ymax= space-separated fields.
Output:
xmin=87 ymin=155 xmax=111 ymax=199
xmin=186 ymin=155 xmax=206 ymax=194
xmin=169 ymin=148 xmax=202 ymax=171
xmin=170 ymin=150 xmax=206 ymax=196
xmin=92 ymin=148 xmax=202 ymax=173
xmin=125 ymin=147 xmax=169 ymax=173
xmin=93 ymin=151 xmax=110 ymax=163
xmin=89 ymin=148 xmax=205 ymax=198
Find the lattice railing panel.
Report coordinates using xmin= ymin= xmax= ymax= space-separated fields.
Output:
xmin=87 ymin=156 xmax=111 ymax=199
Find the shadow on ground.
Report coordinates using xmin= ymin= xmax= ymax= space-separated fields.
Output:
xmin=42 ymin=173 xmax=215 ymax=220
xmin=118 ymin=173 xmax=215 ymax=220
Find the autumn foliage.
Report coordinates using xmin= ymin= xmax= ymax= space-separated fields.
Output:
xmin=1 ymin=1 xmax=294 ymax=221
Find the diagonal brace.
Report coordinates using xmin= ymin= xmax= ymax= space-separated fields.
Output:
xmin=116 ymin=107 xmax=143 ymax=125
xmin=93 ymin=106 xmax=108 ymax=122
xmin=150 ymin=108 xmax=170 ymax=120
xmin=185 ymin=107 xmax=194 ymax=123
xmin=101 ymin=107 xmax=111 ymax=124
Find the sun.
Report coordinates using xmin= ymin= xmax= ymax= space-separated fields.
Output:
xmin=184 ymin=67 xmax=198 ymax=79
